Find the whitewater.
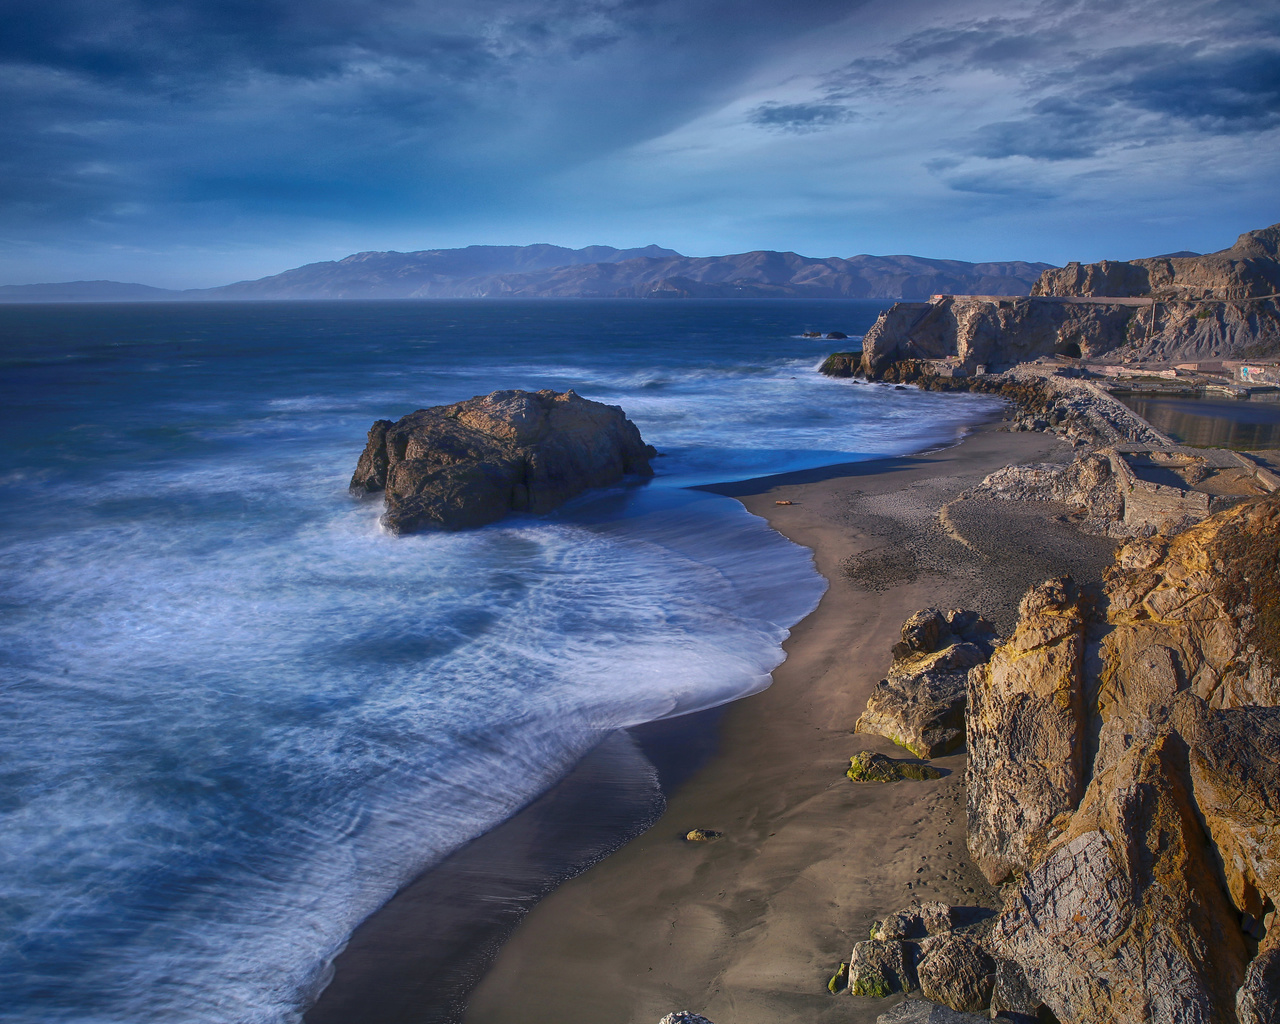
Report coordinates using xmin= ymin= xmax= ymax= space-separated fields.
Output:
xmin=0 ymin=299 xmax=1000 ymax=1022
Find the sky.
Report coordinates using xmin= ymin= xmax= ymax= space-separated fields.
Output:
xmin=1 ymin=0 xmax=1278 ymax=287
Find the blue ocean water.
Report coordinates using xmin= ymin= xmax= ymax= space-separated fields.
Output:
xmin=0 ymin=300 xmax=1000 ymax=1023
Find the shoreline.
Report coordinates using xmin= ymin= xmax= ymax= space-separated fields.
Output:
xmin=462 ymin=423 xmax=1120 ymax=1024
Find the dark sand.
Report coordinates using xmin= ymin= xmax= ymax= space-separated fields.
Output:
xmin=463 ymin=426 xmax=1119 ymax=1024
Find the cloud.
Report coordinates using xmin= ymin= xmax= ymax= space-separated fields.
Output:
xmin=747 ymin=102 xmax=856 ymax=132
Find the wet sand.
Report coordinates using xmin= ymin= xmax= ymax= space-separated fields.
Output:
xmin=464 ymin=425 xmax=1118 ymax=1024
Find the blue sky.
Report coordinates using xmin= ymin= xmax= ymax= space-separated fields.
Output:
xmin=2 ymin=0 xmax=1278 ymax=287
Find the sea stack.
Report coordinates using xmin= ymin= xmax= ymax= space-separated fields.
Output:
xmin=350 ymin=388 xmax=657 ymax=534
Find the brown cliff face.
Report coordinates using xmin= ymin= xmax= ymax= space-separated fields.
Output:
xmin=965 ymin=578 xmax=1092 ymax=885
xmin=966 ymin=494 xmax=1280 ymax=1023
xmin=1032 ymin=223 xmax=1280 ymax=301
xmin=350 ymin=389 xmax=655 ymax=533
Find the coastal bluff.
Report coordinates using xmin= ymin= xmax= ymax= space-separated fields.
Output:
xmin=350 ymin=389 xmax=656 ymax=533
xmin=848 ymin=222 xmax=1280 ymax=378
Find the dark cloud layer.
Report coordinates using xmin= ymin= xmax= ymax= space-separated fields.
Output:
xmin=1 ymin=0 xmax=1277 ymax=282
xmin=0 ymin=0 xmax=861 ymax=231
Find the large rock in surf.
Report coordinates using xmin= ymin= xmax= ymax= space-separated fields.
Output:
xmin=351 ymin=389 xmax=656 ymax=533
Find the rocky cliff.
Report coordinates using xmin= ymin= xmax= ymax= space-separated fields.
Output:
xmin=1032 ymin=224 xmax=1280 ymax=301
xmin=350 ymin=389 xmax=655 ymax=533
xmin=966 ymin=495 xmax=1280 ymax=1022
xmin=856 ymin=223 xmax=1280 ymax=376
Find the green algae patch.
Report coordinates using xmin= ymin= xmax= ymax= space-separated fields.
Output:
xmin=849 ymin=974 xmax=892 ymax=997
xmin=847 ymin=750 xmax=942 ymax=783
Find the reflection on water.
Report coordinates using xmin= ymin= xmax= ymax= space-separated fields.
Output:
xmin=1118 ymin=395 xmax=1280 ymax=449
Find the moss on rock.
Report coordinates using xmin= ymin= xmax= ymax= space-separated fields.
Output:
xmin=847 ymin=750 xmax=942 ymax=782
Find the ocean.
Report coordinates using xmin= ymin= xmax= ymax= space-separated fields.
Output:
xmin=0 ymin=299 xmax=1000 ymax=1023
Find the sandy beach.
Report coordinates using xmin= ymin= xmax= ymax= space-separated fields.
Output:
xmin=463 ymin=424 xmax=1119 ymax=1024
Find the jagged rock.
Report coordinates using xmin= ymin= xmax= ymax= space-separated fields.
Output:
xmin=860 ymin=225 xmax=1280 ymax=374
xmin=847 ymin=751 xmax=942 ymax=783
xmin=1032 ymin=223 xmax=1280 ymax=300
xmin=989 ymin=958 xmax=1041 ymax=1020
xmin=1176 ymin=701 xmax=1280 ymax=928
xmin=993 ymin=734 xmax=1248 ymax=1024
xmin=828 ymin=960 xmax=850 ymax=993
xmin=819 ymin=351 xmax=861 ymax=377
xmin=872 ymin=911 xmax=914 ymax=942
xmin=1237 ymin=948 xmax=1280 ymax=1024
xmin=966 ymin=578 xmax=1092 ymax=883
xmin=875 ymin=1000 xmax=989 ymax=1024
xmin=849 ymin=939 xmax=917 ymax=996
xmin=658 ymin=1013 xmax=715 ymax=1024
xmin=856 ymin=608 xmax=996 ymax=758
xmin=1103 ymin=496 xmax=1280 ymax=709
xmin=350 ymin=389 xmax=655 ymax=533
xmin=915 ymin=933 xmax=995 ymax=1013
xmin=872 ymin=902 xmax=955 ymax=941
xmin=918 ymin=902 xmax=954 ymax=935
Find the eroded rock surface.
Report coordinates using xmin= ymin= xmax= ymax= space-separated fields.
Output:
xmin=916 ymin=933 xmax=995 ymax=1013
xmin=966 ymin=577 xmax=1092 ymax=884
xmin=849 ymin=939 xmax=917 ymax=996
xmin=993 ymin=735 xmax=1247 ymax=1024
xmin=965 ymin=493 xmax=1280 ymax=1023
xmin=1237 ymin=948 xmax=1280 ymax=1024
xmin=855 ymin=608 xmax=996 ymax=758
xmin=1032 ymin=223 xmax=1280 ymax=301
xmin=350 ymin=389 xmax=655 ymax=533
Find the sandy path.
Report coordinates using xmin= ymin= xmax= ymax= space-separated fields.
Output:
xmin=465 ymin=426 xmax=1117 ymax=1024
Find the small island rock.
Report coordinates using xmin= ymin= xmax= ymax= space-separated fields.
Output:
xmin=350 ymin=389 xmax=656 ymax=534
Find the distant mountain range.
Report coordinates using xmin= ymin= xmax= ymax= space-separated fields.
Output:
xmin=0 ymin=243 xmax=1054 ymax=302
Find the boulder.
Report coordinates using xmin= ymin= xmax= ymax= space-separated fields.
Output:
xmin=847 ymin=751 xmax=942 ymax=783
xmin=875 ymin=1000 xmax=989 ymax=1024
xmin=349 ymin=389 xmax=655 ymax=533
xmin=819 ymin=351 xmax=861 ymax=377
xmin=826 ymin=330 xmax=849 ymax=339
xmin=683 ymin=829 xmax=723 ymax=842
xmin=965 ymin=578 xmax=1092 ymax=883
xmin=872 ymin=902 xmax=954 ymax=941
xmin=658 ymin=1014 xmax=715 ymax=1024
xmin=856 ymin=608 xmax=997 ymax=759
xmin=849 ymin=939 xmax=917 ymax=996
xmin=992 ymin=734 xmax=1247 ymax=1024
xmin=1237 ymin=948 xmax=1280 ymax=1024
xmin=915 ymin=933 xmax=995 ymax=1013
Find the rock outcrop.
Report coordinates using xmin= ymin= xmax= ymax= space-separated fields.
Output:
xmin=966 ymin=578 xmax=1092 ymax=884
xmin=855 ymin=608 xmax=997 ymax=758
xmin=965 ymin=493 xmax=1280 ymax=1023
xmin=350 ymin=389 xmax=655 ymax=533
xmin=1032 ymin=223 xmax=1280 ymax=301
xmin=854 ymin=223 xmax=1280 ymax=375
